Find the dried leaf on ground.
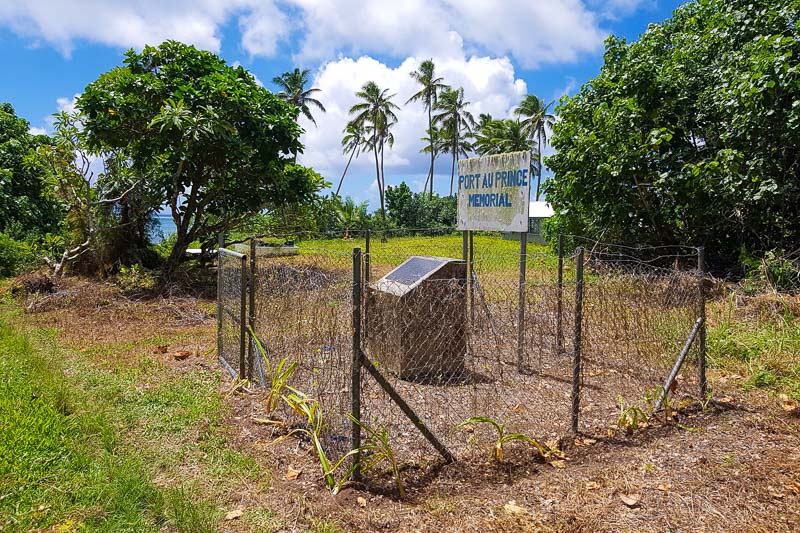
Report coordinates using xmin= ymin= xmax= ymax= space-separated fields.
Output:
xmin=779 ymin=394 xmax=798 ymax=412
xmin=172 ymin=350 xmax=192 ymax=360
xmin=548 ymin=460 xmax=566 ymax=469
xmin=357 ymin=496 xmax=367 ymax=508
xmin=285 ymin=466 xmax=302 ymax=480
xmin=504 ymin=501 xmax=527 ymax=515
xmin=620 ymin=493 xmax=641 ymax=507
xmin=657 ymin=484 xmax=671 ymax=492
xmin=586 ymin=481 xmax=601 ymax=490
xmin=225 ymin=509 xmax=243 ymax=520
xmin=154 ymin=345 xmax=168 ymax=353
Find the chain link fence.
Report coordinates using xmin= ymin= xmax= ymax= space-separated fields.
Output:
xmin=218 ymin=230 xmax=707 ymax=483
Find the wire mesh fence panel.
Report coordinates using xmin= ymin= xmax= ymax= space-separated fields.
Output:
xmin=576 ymin=239 xmax=702 ymax=434
xmin=359 ymin=244 xmax=575 ymax=469
xmin=218 ymin=249 xmax=246 ymax=379
xmin=221 ymin=230 xmax=709 ymax=485
xmin=250 ymin=240 xmax=355 ymax=462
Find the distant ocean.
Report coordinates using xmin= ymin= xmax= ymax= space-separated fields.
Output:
xmin=152 ymin=214 xmax=177 ymax=242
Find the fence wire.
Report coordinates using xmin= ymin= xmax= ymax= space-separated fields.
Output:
xmin=223 ymin=231 xmax=706 ymax=483
xmin=578 ymin=240 xmax=702 ymax=433
xmin=250 ymin=241 xmax=354 ymax=462
xmin=218 ymin=249 xmax=246 ymax=379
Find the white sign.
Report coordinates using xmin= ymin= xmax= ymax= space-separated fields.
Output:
xmin=457 ymin=151 xmax=531 ymax=232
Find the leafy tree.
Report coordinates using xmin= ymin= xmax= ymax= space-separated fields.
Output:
xmin=514 ymin=95 xmax=555 ymax=200
xmin=348 ymin=81 xmax=400 ymax=220
xmin=78 ymin=41 xmax=325 ymax=271
xmin=385 ymin=181 xmax=456 ymax=230
xmin=433 ymin=87 xmax=475 ymax=196
xmin=272 ymin=67 xmax=326 ymax=127
xmin=545 ymin=0 xmax=800 ymax=273
xmin=336 ymin=121 xmax=365 ymax=197
xmin=0 ymin=103 xmax=62 ymax=239
xmin=407 ymin=60 xmax=449 ymax=197
xmin=38 ymin=111 xmax=153 ymax=276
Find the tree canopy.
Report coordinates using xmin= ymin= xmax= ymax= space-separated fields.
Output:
xmin=78 ymin=41 xmax=325 ymax=269
xmin=0 ymin=103 xmax=61 ymax=239
xmin=546 ymin=0 xmax=800 ymax=272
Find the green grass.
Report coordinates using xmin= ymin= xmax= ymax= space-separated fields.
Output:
xmin=708 ymin=295 xmax=800 ymax=400
xmin=0 ymin=305 xmax=268 ymax=532
xmin=0 ymin=320 xmax=164 ymax=531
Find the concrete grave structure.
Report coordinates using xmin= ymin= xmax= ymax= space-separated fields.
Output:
xmin=366 ymin=256 xmax=467 ymax=382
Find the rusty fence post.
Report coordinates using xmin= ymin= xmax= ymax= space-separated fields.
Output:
xmin=351 ymin=247 xmax=362 ymax=476
xmin=697 ymin=246 xmax=708 ymax=400
xmin=571 ymin=247 xmax=584 ymax=433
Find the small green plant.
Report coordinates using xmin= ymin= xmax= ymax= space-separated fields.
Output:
xmin=251 ymin=329 xmax=298 ymax=415
xmin=349 ymin=415 xmax=404 ymax=498
xmin=453 ymin=416 xmax=546 ymax=462
xmin=617 ymin=396 xmax=649 ymax=433
xmin=277 ymin=391 xmax=357 ymax=494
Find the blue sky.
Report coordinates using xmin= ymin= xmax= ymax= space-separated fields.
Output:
xmin=0 ymin=0 xmax=684 ymax=210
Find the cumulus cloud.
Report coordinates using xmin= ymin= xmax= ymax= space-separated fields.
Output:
xmin=0 ymin=0 xmax=283 ymax=55
xmin=294 ymin=53 xmax=527 ymax=205
xmin=282 ymin=0 xmax=607 ymax=68
xmin=2 ymin=0 xmax=615 ymax=66
xmin=28 ymin=126 xmax=48 ymax=136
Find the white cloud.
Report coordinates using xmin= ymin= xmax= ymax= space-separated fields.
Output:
xmin=0 ymin=0 xmax=281 ymax=55
xmin=56 ymin=94 xmax=79 ymax=114
xmin=287 ymin=0 xmax=606 ymax=68
xmin=28 ymin=126 xmax=48 ymax=136
xmin=1 ymin=1 xmax=622 ymax=67
xmin=294 ymin=53 xmax=527 ymax=206
xmin=238 ymin=2 xmax=291 ymax=57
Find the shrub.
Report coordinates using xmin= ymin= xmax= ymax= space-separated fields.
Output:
xmin=0 ymin=232 xmax=35 ymax=277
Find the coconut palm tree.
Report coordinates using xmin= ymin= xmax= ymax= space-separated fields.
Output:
xmin=336 ymin=196 xmax=368 ymax=238
xmin=407 ymin=60 xmax=449 ymax=197
xmin=419 ymin=126 xmax=443 ymax=193
xmin=514 ymin=95 xmax=555 ymax=200
xmin=433 ymin=87 xmax=475 ymax=196
xmin=474 ymin=118 xmax=531 ymax=156
xmin=348 ymin=81 xmax=400 ymax=220
xmin=336 ymin=121 xmax=365 ymax=197
xmin=272 ymin=68 xmax=326 ymax=126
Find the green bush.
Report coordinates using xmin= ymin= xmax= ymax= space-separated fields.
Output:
xmin=0 ymin=232 xmax=36 ymax=277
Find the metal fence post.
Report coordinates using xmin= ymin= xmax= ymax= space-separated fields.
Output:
xmin=571 ymin=247 xmax=584 ymax=433
xmin=364 ymin=229 xmax=371 ymax=289
xmin=248 ymin=237 xmax=256 ymax=382
xmin=469 ymin=231 xmax=475 ymax=325
xmin=697 ymin=246 xmax=708 ymax=400
xmin=351 ymin=247 xmax=362 ymax=476
xmin=216 ymin=233 xmax=224 ymax=363
xmin=556 ymin=233 xmax=564 ymax=354
xmin=364 ymin=230 xmax=370 ymax=337
xmin=239 ymin=253 xmax=247 ymax=381
xmin=517 ymin=232 xmax=528 ymax=372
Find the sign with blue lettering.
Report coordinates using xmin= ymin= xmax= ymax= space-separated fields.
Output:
xmin=457 ymin=151 xmax=531 ymax=232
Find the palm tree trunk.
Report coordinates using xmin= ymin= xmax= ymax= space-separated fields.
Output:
xmin=449 ymin=130 xmax=458 ymax=196
xmin=335 ymin=149 xmax=356 ymax=197
xmin=372 ymin=144 xmax=383 ymax=220
xmin=428 ymin=103 xmax=434 ymax=198
xmin=536 ymin=130 xmax=543 ymax=201
xmin=379 ymin=142 xmax=386 ymax=220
